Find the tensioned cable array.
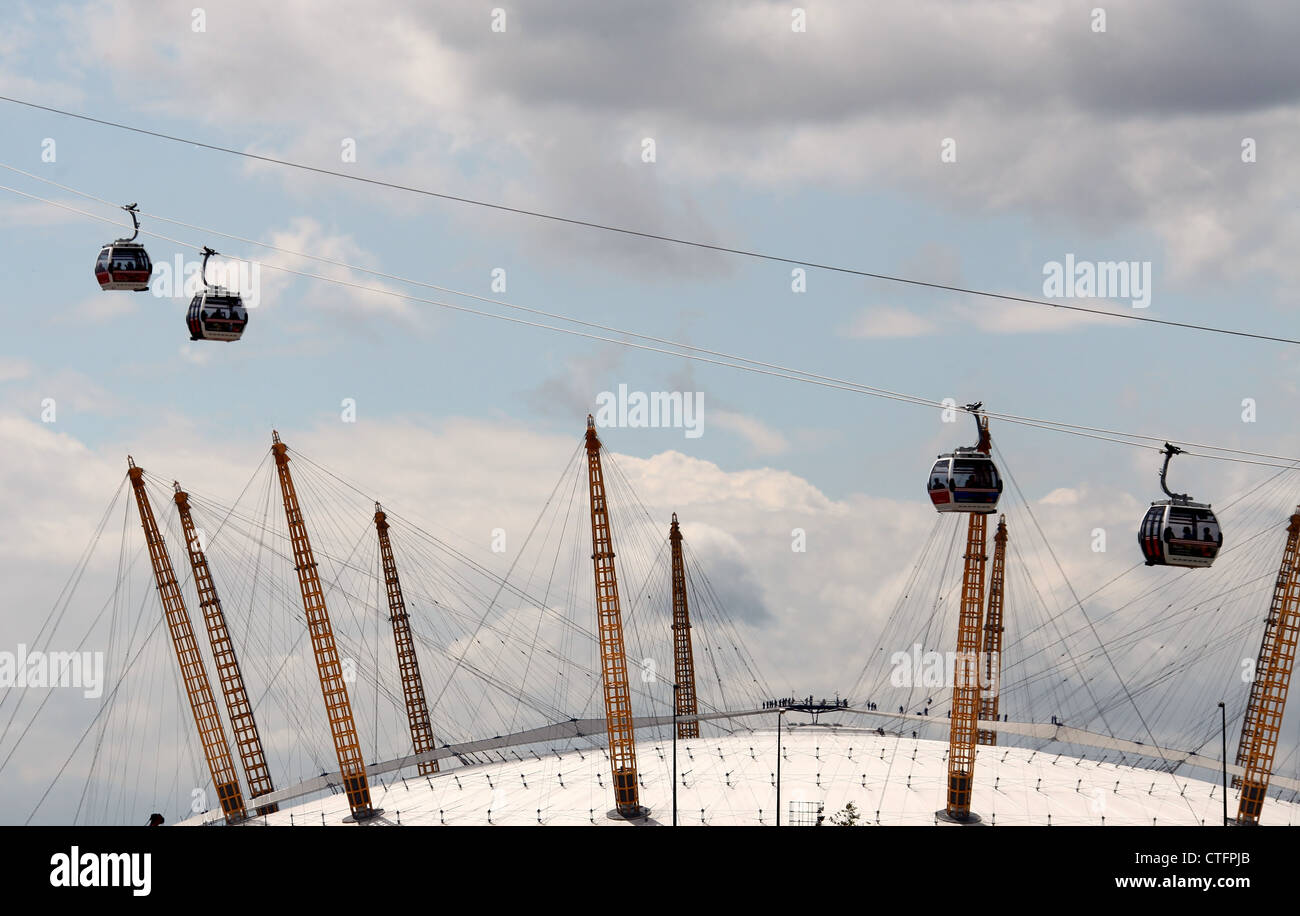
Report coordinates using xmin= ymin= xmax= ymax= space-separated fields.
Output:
xmin=3 ymin=95 xmax=1297 ymax=347
xmin=11 ymin=430 xmax=773 ymax=822
xmin=3 ymin=169 xmax=1299 ymax=471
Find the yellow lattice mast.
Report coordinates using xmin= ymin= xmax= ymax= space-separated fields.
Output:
xmin=945 ymin=513 xmax=988 ymax=820
xmin=271 ymin=431 xmax=374 ymax=820
xmin=584 ymin=415 xmax=643 ymax=817
xmin=173 ymin=482 xmax=277 ymax=814
xmin=943 ymin=412 xmax=993 ymax=822
xmin=126 ymin=458 xmax=245 ymax=822
xmin=977 ymin=515 xmax=1008 ymax=746
xmin=668 ymin=513 xmax=700 ymax=740
xmin=1235 ymin=507 xmax=1300 ymax=824
xmin=1234 ymin=505 xmax=1298 ymax=785
xmin=374 ymin=503 xmax=439 ymax=776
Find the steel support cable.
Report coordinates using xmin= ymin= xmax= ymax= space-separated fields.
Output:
xmin=859 ymin=516 xmax=963 ymax=721
xmin=285 ymin=444 xmax=603 ymax=648
xmin=154 ymin=470 xmax=335 ymax=787
xmin=685 ymin=543 xmax=774 ymax=702
xmin=997 ymin=454 xmax=1203 ymax=819
xmin=5 ymin=156 xmax=1297 ymax=465
xmin=395 ymin=522 xmax=608 ymax=717
xmin=418 ymin=441 xmax=585 ymax=715
xmin=284 ymin=468 xmax=417 ymax=756
xmin=1103 ymin=533 xmax=1280 ymax=738
xmin=366 ymin=534 xmax=605 ymax=723
xmin=1095 ymin=533 xmax=1277 ymax=730
xmin=146 ymin=458 xmax=334 ymax=781
xmin=1001 ymin=534 xmax=1077 ymax=729
xmin=862 ymin=519 xmax=960 ymax=716
xmin=689 ymin=551 xmax=766 ymax=707
xmin=848 ymin=515 xmax=945 ymax=704
xmin=993 ymin=458 xmax=1127 ymax=741
xmin=509 ymin=456 xmax=587 ymax=733
xmin=0 ymin=477 xmax=127 ymax=728
xmin=1005 ymin=509 xmax=1296 ymax=672
xmin=1 ymin=483 xmax=153 ymax=784
xmin=390 ymin=532 xmax=591 ymax=728
xmin=601 ymin=448 xmax=766 ymax=708
xmin=210 ymin=469 xmax=576 ymax=736
xmin=995 ymin=460 xmax=1297 ymax=667
xmin=1 ymin=112 xmax=1295 ymax=348
xmin=598 ymin=451 xmax=720 ymax=701
xmin=5 ymin=176 xmax=1300 ymax=469
xmin=604 ymin=449 xmax=773 ymax=702
xmin=23 ymin=608 xmax=165 ymax=824
xmin=12 ymin=184 xmax=1300 ymax=805
xmin=996 ymin=572 xmax=1269 ymax=700
xmin=78 ymin=493 xmax=142 ymax=822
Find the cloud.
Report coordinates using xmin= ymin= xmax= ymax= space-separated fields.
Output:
xmin=525 ymin=345 xmax=625 ymax=420
xmin=841 ymin=305 xmax=939 ymax=339
xmin=0 ymin=357 xmax=32 ymax=382
xmin=177 ymin=341 xmax=212 ymax=365
xmin=65 ymin=0 xmax=1300 ymax=292
xmin=0 ymin=367 xmax=122 ymax=419
xmin=0 ymin=195 xmax=106 ymax=229
xmin=262 ymin=218 xmax=422 ymax=322
xmin=2 ymin=411 xmax=1295 ymax=822
xmin=1040 ymin=486 xmax=1081 ymax=506
xmin=841 ymin=298 xmax=1106 ymax=339
xmin=55 ymin=294 xmax=139 ymax=326
xmin=953 ymin=298 xmax=1115 ymax=335
xmin=710 ymin=408 xmax=789 ymax=455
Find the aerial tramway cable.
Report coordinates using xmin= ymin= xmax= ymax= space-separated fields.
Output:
xmin=1 ymin=99 xmax=1296 ymax=347
xmin=3 ymin=174 xmax=1299 ymax=473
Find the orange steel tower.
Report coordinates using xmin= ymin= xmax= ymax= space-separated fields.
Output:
xmin=173 ymin=482 xmax=277 ymax=814
xmin=127 ymin=458 xmax=245 ymax=822
xmin=374 ymin=503 xmax=439 ymax=776
xmin=1235 ymin=507 xmax=1300 ymax=824
xmin=1234 ymin=505 xmax=1298 ymax=786
xmin=585 ymin=415 xmax=643 ymax=817
xmin=943 ymin=412 xmax=993 ymax=822
xmin=668 ymin=513 xmax=700 ymax=740
xmin=271 ymin=431 xmax=374 ymax=819
xmin=977 ymin=516 xmax=1008 ymax=746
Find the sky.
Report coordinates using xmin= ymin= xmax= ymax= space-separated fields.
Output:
xmin=2 ymin=0 xmax=1300 ymax=823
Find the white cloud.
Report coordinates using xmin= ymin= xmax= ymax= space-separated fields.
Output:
xmin=262 ymin=218 xmax=423 ymax=322
xmin=710 ymin=408 xmax=789 ymax=455
xmin=0 ymin=356 xmax=32 ymax=382
xmin=2 ymin=411 xmax=1294 ymax=822
xmin=56 ymin=294 xmax=139 ymax=326
xmin=1040 ymin=486 xmax=1081 ymax=506
xmin=841 ymin=299 xmax=1106 ymax=340
xmin=842 ymin=306 xmax=939 ymax=339
xmin=954 ymin=299 xmax=1113 ymax=335
xmin=62 ymin=0 xmax=1300 ymax=292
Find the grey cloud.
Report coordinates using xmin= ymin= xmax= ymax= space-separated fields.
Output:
xmin=438 ymin=2 xmax=1300 ymax=123
xmin=62 ymin=1 xmax=1300 ymax=292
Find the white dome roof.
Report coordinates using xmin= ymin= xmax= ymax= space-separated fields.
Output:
xmin=179 ymin=724 xmax=1300 ymax=827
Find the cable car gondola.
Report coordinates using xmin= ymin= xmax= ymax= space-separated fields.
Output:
xmin=187 ymin=246 xmax=248 ymax=342
xmin=1138 ymin=443 xmax=1221 ymax=568
xmin=94 ymin=203 xmax=153 ymax=291
xmin=927 ymin=402 xmax=1002 ymax=513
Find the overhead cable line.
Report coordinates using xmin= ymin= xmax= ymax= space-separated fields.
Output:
xmin=9 ymin=163 xmax=1294 ymax=464
xmin=5 ymin=177 xmax=1300 ymax=470
xmin=2 ymin=95 xmax=1297 ymax=347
